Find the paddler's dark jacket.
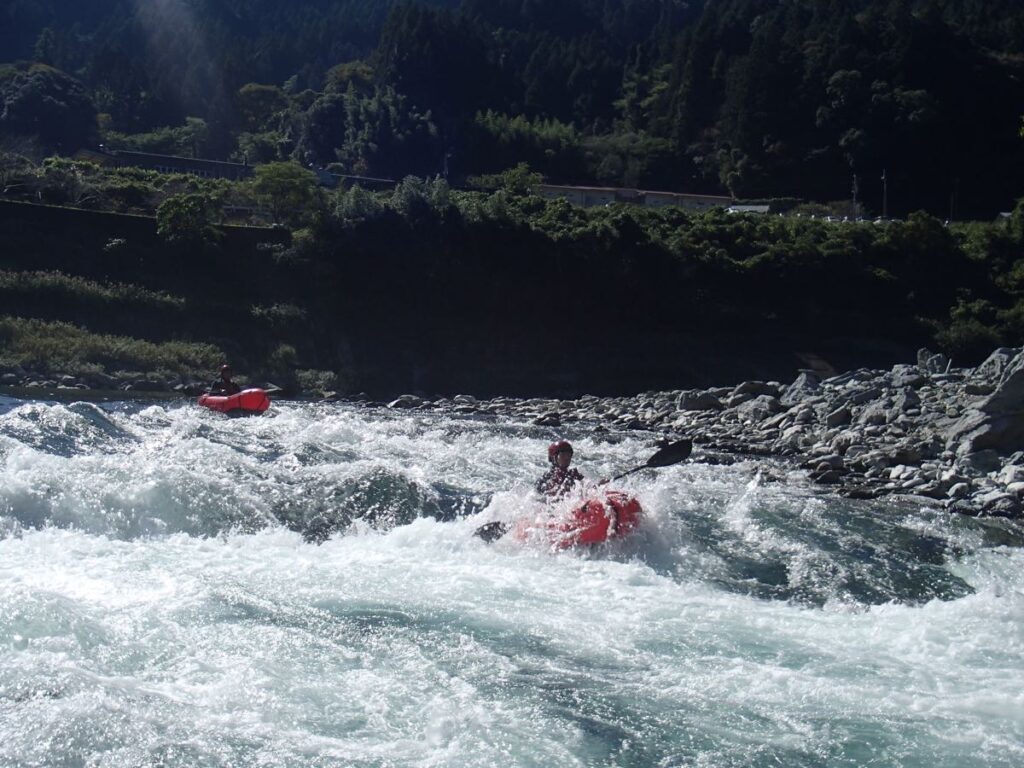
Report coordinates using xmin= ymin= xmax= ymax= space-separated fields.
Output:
xmin=209 ymin=379 xmax=241 ymax=396
xmin=535 ymin=466 xmax=584 ymax=499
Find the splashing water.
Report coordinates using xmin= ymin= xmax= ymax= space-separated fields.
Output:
xmin=1 ymin=396 xmax=1022 ymax=766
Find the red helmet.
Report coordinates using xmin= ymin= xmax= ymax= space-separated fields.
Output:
xmin=547 ymin=440 xmax=573 ymax=463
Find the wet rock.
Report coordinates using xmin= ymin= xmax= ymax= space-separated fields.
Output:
xmin=817 ymin=454 xmax=846 ymax=470
xmin=948 ymin=482 xmax=971 ymax=500
xmin=533 ymin=412 xmax=562 ymax=426
xmin=812 ymin=469 xmax=844 ymax=484
xmin=124 ymin=379 xmax=167 ymax=392
xmin=980 ymin=494 xmax=1022 ymax=518
xmin=388 ymin=395 xmax=423 ymax=409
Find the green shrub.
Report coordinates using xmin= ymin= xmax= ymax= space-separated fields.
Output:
xmin=0 ymin=270 xmax=184 ymax=310
xmin=156 ymin=193 xmax=222 ymax=246
xmin=0 ymin=316 xmax=221 ymax=376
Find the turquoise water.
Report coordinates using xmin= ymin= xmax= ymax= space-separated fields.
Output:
xmin=1 ymin=396 xmax=1022 ymax=767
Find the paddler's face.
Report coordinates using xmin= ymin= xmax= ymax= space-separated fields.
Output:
xmin=555 ymin=449 xmax=573 ymax=469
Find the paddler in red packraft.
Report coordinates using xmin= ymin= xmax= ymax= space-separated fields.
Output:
xmin=208 ymin=364 xmax=242 ymax=396
xmin=536 ymin=440 xmax=586 ymax=499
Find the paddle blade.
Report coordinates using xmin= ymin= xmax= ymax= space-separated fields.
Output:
xmin=644 ymin=439 xmax=693 ymax=468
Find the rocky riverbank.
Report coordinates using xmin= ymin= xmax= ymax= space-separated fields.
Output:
xmin=386 ymin=347 xmax=1024 ymax=520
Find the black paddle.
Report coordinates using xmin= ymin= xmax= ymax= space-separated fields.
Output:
xmin=473 ymin=438 xmax=693 ymax=542
xmin=609 ymin=438 xmax=693 ymax=481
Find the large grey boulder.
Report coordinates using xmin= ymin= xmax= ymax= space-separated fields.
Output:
xmin=734 ymin=395 xmax=782 ymax=422
xmin=891 ymin=364 xmax=928 ymax=389
xmin=781 ymin=371 xmax=821 ymax=406
xmin=945 ymin=349 xmax=1024 ymax=455
xmin=677 ymin=391 xmax=723 ymax=411
xmin=917 ymin=348 xmax=950 ymax=374
xmin=974 ymin=347 xmax=1021 ymax=381
xmin=732 ymin=380 xmax=781 ymax=398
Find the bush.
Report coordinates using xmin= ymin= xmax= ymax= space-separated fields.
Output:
xmin=0 ymin=316 xmax=221 ymax=377
xmin=156 ymin=193 xmax=222 ymax=246
xmin=0 ymin=270 xmax=184 ymax=311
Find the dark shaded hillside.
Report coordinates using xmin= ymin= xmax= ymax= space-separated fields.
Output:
xmin=3 ymin=183 xmax=1019 ymax=397
xmin=3 ymin=1 xmax=1023 ymax=217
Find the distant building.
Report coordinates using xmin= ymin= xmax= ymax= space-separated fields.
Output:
xmin=537 ymin=183 xmax=732 ymax=211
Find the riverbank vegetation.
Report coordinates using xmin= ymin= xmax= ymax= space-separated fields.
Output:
xmin=1 ymin=157 xmax=1022 ymax=395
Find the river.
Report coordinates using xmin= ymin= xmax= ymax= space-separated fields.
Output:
xmin=1 ymin=395 xmax=1022 ymax=767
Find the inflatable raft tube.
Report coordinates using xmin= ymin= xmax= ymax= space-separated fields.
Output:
xmin=512 ymin=490 xmax=642 ymax=549
xmin=197 ymin=388 xmax=271 ymax=416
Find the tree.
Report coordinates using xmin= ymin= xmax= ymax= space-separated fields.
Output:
xmin=249 ymin=162 xmax=321 ymax=226
xmin=0 ymin=152 xmax=35 ymax=195
xmin=0 ymin=63 xmax=96 ymax=152
xmin=156 ymin=193 xmax=222 ymax=247
xmin=236 ymin=83 xmax=289 ymax=131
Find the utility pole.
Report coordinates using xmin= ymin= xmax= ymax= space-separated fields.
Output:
xmin=949 ymin=176 xmax=959 ymax=222
xmin=881 ymin=168 xmax=888 ymax=219
xmin=851 ymin=173 xmax=859 ymax=217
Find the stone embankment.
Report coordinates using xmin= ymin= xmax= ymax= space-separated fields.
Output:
xmin=387 ymin=347 xmax=1024 ymax=519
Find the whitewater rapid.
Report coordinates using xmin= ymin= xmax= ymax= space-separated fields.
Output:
xmin=1 ymin=395 xmax=1022 ymax=767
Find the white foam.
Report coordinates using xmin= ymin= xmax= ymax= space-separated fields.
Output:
xmin=0 ymin=399 xmax=1021 ymax=765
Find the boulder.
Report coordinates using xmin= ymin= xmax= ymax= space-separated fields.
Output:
xmin=732 ymin=380 xmax=781 ymax=398
xmin=944 ymin=349 xmax=1024 ymax=455
xmin=891 ymin=364 xmax=928 ymax=389
xmin=893 ymin=388 xmax=921 ymax=412
xmin=856 ymin=401 xmax=891 ymax=426
xmin=917 ymin=348 xmax=950 ymax=373
xmin=826 ymin=406 xmax=852 ymax=428
xmin=981 ymin=494 xmax=1022 ymax=518
xmin=780 ymin=371 xmax=821 ymax=406
xmin=388 ymin=394 xmax=424 ymax=409
xmin=947 ymin=482 xmax=971 ymax=500
xmin=974 ymin=347 xmax=1021 ymax=380
xmin=980 ymin=350 xmax=1024 ymax=415
xmin=849 ymin=386 xmax=883 ymax=406
xmin=998 ymin=465 xmax=1024 ymax=486
xmin=734 ymin=395 xmax=782 ymax=422
xmin=534 ymin=412 xmax=562 ymax=426
xmin=677 ymin=391 xmax=724 ymax=411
